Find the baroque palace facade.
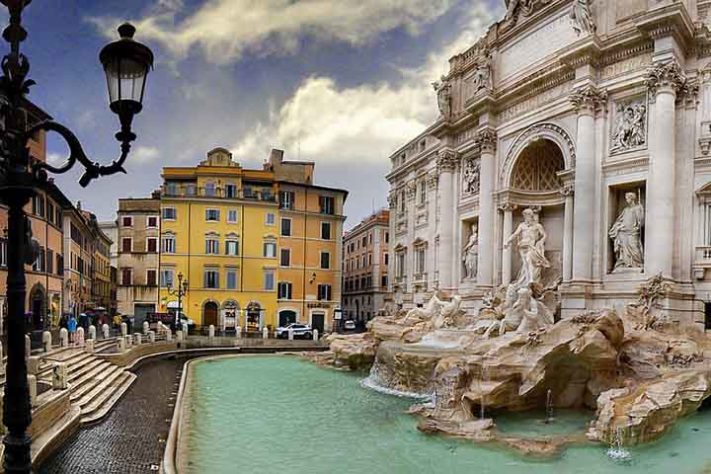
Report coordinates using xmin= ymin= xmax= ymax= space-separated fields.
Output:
xmin=158 ymin=148 xmax=346 ymax=333
xmin=387 ymin=0 xmax=711 ymax=324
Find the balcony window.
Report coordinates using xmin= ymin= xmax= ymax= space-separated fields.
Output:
xmin=204 ymin=182 xmax=216 ymax=197
xmin=225 ymin=184 xmax=237 ymax=198
xmin=165 ymin=182 xmax=178 ymax=196
xmin=205 ymin=209 xmax=220 ymax=221
xmin=226 ymin=239 xmax=239 ymax=256
xmin=205 ymin=238 xmax=220 ymax=255
xmin=263 ymin=242 xmax=277 ymax=258
xmin=280 ymin=191 xmax=295 ymax=210
xmin=162 ymin=207 xmax=177 ymax=220
xmin=162 ymin=234 xmax=176 ymax=254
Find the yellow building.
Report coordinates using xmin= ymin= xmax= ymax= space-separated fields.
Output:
xmin=158 ymin=147 xmax=347 ymax=334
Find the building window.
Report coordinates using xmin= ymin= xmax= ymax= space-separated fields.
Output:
xmin=147 ymin=216 xmax=158 ymax=228
xmin=281 ymin=218 xmax=292 ymax=237
xmin=162 ymin=207 xmax=177 ymax=220
xmin=278 ymin=282 xmax=292 ymax=299
xmin=264 ymin=269 xmax=275 ymax=291
xmin=121 ymin=268 xmax=132 ymax=286
xmin=384 ymin=253 xmax=389 ymax=265
xmin=418 ymin=180 xmax=427 ymax=205
xmin=381 ymin=275 xmax=388 ymax=288
xmin=33 ymin=195 xmax=45 ymax=218
xmin=0 ymin=238 xmax=6 ymax=268
xmin=122 ymin=216 xmax=133 ymax=227
xmin=396 ymin=252 xmax=406 ymax=279
xmin=280 ymin=248 xmax=290 ymax=267
xmin=265 ymin=212 xmax=275 ymax=225
xmin=385 ymin=231 xmax=389 ymax=244
xmin=205 ymin=209 xmax=220 ymax=221
xmin=204 ymin=269 xmax=220 ymax=289
xmin=225 ymin=238 xmax=240 ymax=256
xmin=279 ymin=191 xmax=295 ymax=210
xmin=227 ymin=209 xmax=238 ymax=223
xmin=204 ymin=182 xmax=216 ymax=197
xmin=160 ymin=268 xmax=174 ymax=288
xmin=121 ymin=238 xmax=132 ymax=253
xmin=147 ymin=237 xmax=158 ymax=253
xmin=146 ymin=269 xmax=157 ymax=286
xmin=162 ymin=234 xmax=176 ymax=254
xmin=321 ymin=222 xmax=331 ymax=240
xmin=320 ymin=252 xmax=330 ymax=269
xmin=226 ymin=269 xmax=238 ymax=289
xmin=205 ymin=237 xmax=220 ymax=255
xmin=57 ymin=254 xmax=63 ymax=276
xmin=415 ymin=247 xmax=426 ymax=276
xmin=46 ymin=249 xmax=54 ymax=274
xmin=319 ymin=196 xmax=335 ymax=215
xmin=317 ymin=284 xmax=332 ymax=301
xmin=225 ymin=184 xmax=237 ymax=198
xmin=185 ymin=183 xmax=196 ymax=196
xmin=165 ymin=182 xmax=178 ymax=196
xmin=263 ymin=242 xmax=277 ymax=258
xmin=368 ymin=253 xmax=372 ymax=266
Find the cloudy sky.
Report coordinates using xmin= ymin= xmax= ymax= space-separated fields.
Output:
xmin=19 ymin=0 xmax=502 ymax=229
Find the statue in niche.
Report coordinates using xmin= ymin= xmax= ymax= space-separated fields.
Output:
xmin=462 ymin=223 xmax=479 ymax=280
xmin=462 ymin=157 xmax=480 ymax=195
xmin=609 ymin=191 xmax=645 ymax=270
xmin=569 ymin=0 xmax=596 ymax=35
xmin=610 ymin=101 xmax=647 ymax=153
xmin=432 ymin=76 xmax=452 ymax=120
xmin=504 ymin=208 xmax=550 ymax=287
xmin=471 ymin=52 xmax=493 ymax=92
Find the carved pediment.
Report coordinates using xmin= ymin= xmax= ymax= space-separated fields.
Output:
xmin=695 ymin=182 xmax=711 ymax=196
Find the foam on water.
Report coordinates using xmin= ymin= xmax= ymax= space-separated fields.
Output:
xmin=360 ymin=374 xmax=433 ymax=401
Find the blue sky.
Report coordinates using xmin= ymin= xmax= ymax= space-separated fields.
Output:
xmin=16 ymin=0 xmax=502 ymax=227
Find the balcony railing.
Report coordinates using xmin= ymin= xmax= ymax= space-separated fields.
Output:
xmin=162 ymin=184 xmax=277 ymax=202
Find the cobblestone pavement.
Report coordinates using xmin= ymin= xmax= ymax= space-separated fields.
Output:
xmin=39 ymin=358 xmax=183 ymax=474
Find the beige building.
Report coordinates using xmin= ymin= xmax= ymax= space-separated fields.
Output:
xmin=342 ymin=209 xmax=390 ymax=324
xmin=87 ymin=213 xmax=113 ymax=312
xmin=62 ymin=203 xmax=95 ymax=317
xmin=116 ymin=196 xmax=161 ymax=321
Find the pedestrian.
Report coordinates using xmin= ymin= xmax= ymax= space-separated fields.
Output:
xmin=67 ymin=314 xmax=77 ymax=344
xmin=79 ymin=312 xmax=88 ymax=332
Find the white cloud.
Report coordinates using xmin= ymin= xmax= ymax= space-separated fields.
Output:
xmin=89 ymin=0 xmax=456 ymax=64
xmin=131 ymin=146 xmax=160 ymax=164
xmin=47 ymin=152 xmax=64 ymax=166
xmin=232 ymin=2 xmax=500 ymax=166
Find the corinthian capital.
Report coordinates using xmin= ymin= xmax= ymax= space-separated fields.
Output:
xmin=476 ymin=128 xmax=497 ymax=154
xmin=645 ymin=59 xmax=687 ymax=96
xmin=569 ymin=85 xmax=607 ymax=115
xmin=436 ymin=149 xmax=458 ymax=173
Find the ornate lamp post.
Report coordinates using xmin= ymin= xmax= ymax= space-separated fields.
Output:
xmin=0 ymin=2 xmax=154 ymax=472
xmin=167 ymin=272 xmax=188 ymax=331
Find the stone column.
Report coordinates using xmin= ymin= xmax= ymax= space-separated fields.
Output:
xmin=569 ymin=85 xmax=605 ymax=282
xmin=476 ymin=129 xmax=497 ymax=287
xmin=436 ymin=149 xmax=457 ymax=290
xmin=500 ymin=204 xmax=515 ymax=286
xmin=645 ymin=60 xmax=685 ymax=278
xmin=561 ymin=184 xmax=575 ymax=281
xmin=427 ymin=172 xmax=439 ymax=288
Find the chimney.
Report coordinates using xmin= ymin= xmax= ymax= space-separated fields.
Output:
xmin=269 ymin=148 xmax=284 ymax=165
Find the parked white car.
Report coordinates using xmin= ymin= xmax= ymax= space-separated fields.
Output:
xmin=276 ymin=323 xmax=313 ymax=339
xmin=344 ymin=320 xmax=356 ymax=330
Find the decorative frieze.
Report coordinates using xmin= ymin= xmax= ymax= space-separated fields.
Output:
xmin=645 ymin=60 xmax=687 ymax=97
xmin=610 ymin=97 xmax=647 ymax=154
xmin=461 ymin=156 xmax=481 ymax=196
xmin=569 ymin=85 xmax=607 ymax=115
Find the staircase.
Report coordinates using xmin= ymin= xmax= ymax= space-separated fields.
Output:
xmin=39 ymin=346 xmax=136 ymax=424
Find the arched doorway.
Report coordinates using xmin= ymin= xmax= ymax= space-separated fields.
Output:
xmin=246 ymin=301 xmax=262 ymax=332
xmin=278 ymin=309 xmax=297 ymax=327
xmin=221 ymin=300 xmax=239 ymax=331
xmin=29 ymin=284 xmax=46 ymax=331
xmin=203 ymin=301 xmax=219 ymax=327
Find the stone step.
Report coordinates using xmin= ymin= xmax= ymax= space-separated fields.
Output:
xmin=36 ymin=353 xmax=95 ymax=382
xmin=80 ymin=372 xmax=136 ymax=425
xmin=67 ymin=362 xmax=113 ymax=399
xmin=73 ymin=366 xmax=124 ymax=408
xmin=69 ymin=363 xmax=121 ymax=403
xmin=66 ymin=359 xmax=106 ymax=384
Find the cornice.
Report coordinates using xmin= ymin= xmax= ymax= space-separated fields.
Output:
xmin=634 ymin=3 xmax=695 ymax=52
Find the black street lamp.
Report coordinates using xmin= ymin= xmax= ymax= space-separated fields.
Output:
xmin=167 ymin=272 xmax=188 ymax=332
xmin=0 ymin=2 xmax=154 ymax=472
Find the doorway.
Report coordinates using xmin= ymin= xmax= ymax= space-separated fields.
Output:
xmin=203 ymin=301 xmax=219 ymax=327
xmin=311 ymin=312 xmax=325 ymax=334
xmin=279 ymin=310 xmax=297 ymax=327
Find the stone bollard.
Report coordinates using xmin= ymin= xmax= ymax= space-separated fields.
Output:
xmin=120 ymin=322 xmax=128 ymax=337
xmin=148 ymin=331 xmax=155 ymax=343
xmin=288 ymin=327 xmax=294 ymax=341
xmin=27 ymin=356 xmax=41 ymax=375
xmin=88 ymin=325 xmax=96 ymax=340
xmin=42 ymin=331 xmax=52 ymax=352
xmin=181 ymin=322 xmax=189 ymax=337
xmin=133 ymin=333 xmax=142 ymax=345
xmin=143 ymin=321 xmax=149 ymax=335
xmin=59 ymin=328 xmax=68 ymax=348
xmin=0 ymin=342 xmax=5 ymax=377
xmin=102 ymin=324 xmax=110 ymax=339
xmin=313 ymin=329 xmax=319 ymax=341
xmin=25 ymin=334 xmax=31 ymax=361
xmin=28 ymin=375 xmax=37 ymax=407
xmin=208 ymin=325 xmax=215 ymax=339
xmin=52 ymin=363 xmax=68 ymax=390
xmin=125 ymin=334 xmax=132 ymax=348
xmin=76 ymin=327 xmax=85 ymax=347
xmin=85 ymin=339 xmax=95 ymax=354
xmin=117 ymin=337 xmax=126 ymax=352
xmin=262 ymin=327 xmax=269 ymax=339
xmin=176 ymin=330 xmax=184 ymax=343
xmin=166 ymin=330 xmax=173 ymax=342
xmin=235 ymin=326 xmax=241 ymax=339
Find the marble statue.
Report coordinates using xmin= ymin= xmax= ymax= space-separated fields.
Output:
xmin=504 ymin=208 xmax=550 ymax=287
xmin=610 ymin=101 xmax=646 ymax=153
xmin=482 ymin=286 xmax=554 ymax=338
xmin=609 ymin=191 xmax=645 ymax=270
xmin=471 ymin=52 xmax=493 ymax=92
xmin=569 ymin=0 xmax=595 ymax=35
xmin=462 ymin=223 xmax=479 ymax=279
xmin=462 ymin=157 xmax=480 ymax=195
xmin=404 ymin=294 xmax=444 ymax=323
xmin=432 ymin=76 xmax=452 ymax=119
xmin=434 ymin=295 xmax=463 ymax=329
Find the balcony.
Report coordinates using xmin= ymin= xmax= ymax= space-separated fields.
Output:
xmin=693 ymin=246 xmax=711 ymax=279
xmin=162 ymin=184 xmax=277 ymax=202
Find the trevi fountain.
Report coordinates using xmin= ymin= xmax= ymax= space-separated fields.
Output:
xmin=171 ymin=1 xmax=711 ymax=472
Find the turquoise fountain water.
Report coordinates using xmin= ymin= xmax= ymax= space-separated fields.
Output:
xmin=183 ymin=356 xmax=711 ymax=474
